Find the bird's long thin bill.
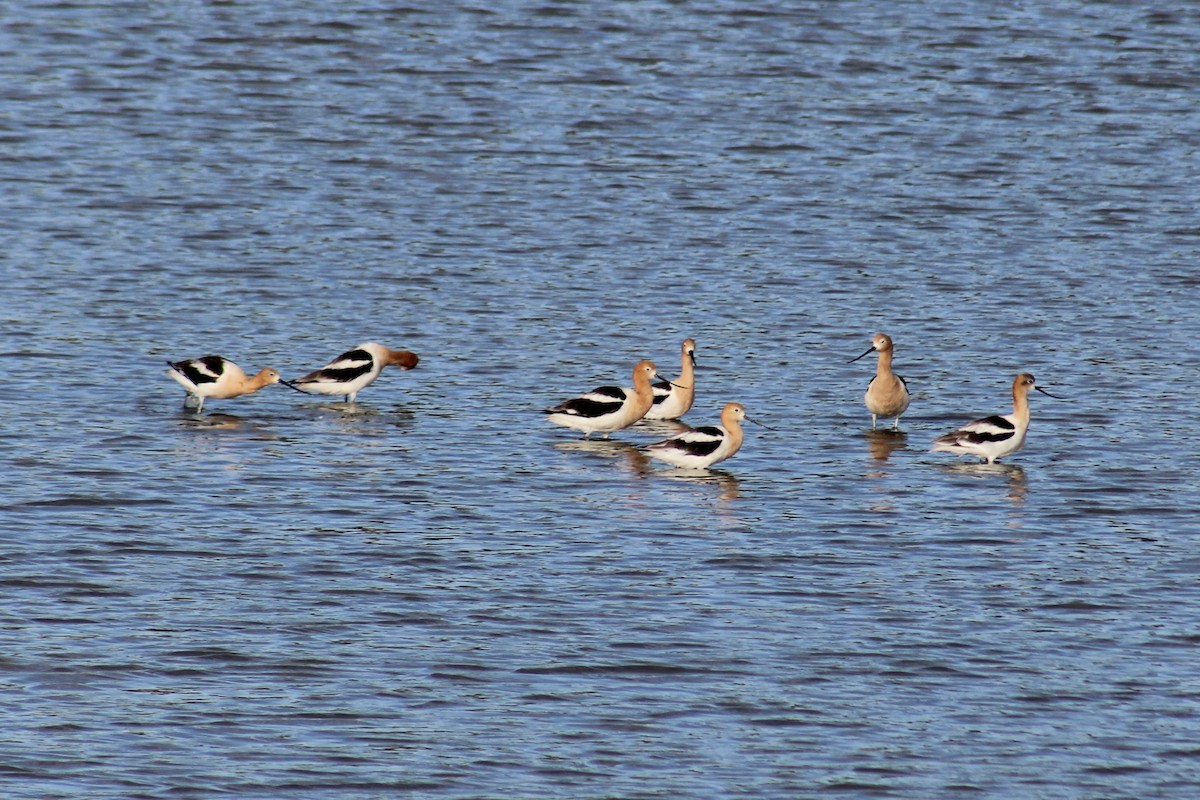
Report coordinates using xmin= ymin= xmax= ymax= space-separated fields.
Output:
xmin=848 ymin=347 xmax=875 ymax=363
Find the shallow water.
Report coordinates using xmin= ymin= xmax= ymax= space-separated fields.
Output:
xmin=3 ymin=2 xmax=1200 ymax=798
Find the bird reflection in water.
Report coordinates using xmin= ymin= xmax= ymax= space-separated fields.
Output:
xmin=314 ymin=401 xmax=372 ymax=414
xmin=863 ymin=429 xmax=908 ymax=463
xmin=554 ymin=439 xmax=742 ymax=502
xmin=938 ymin=462 xmax=1028 ymax=507
xmin=307 ymin=404 xmax=418 ymax=435
xmin=554 ymin=438 xmax=653 ymax=476
xmin=172 ymin=412 xmax=280 ymax=464
xmin=656 ymin=467 xmax=741 ymax=503
xmin=178 ymin=411 xmax=249 ymax=430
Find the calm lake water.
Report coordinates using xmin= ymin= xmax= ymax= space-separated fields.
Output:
xmin=3 ymin=2 xmax=1200 ymax=798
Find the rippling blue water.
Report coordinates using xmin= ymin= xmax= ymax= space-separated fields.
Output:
xmin=3 ymin=2 xmax=1200 ymax=798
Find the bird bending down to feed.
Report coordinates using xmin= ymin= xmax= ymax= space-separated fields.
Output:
xmin=932 ymin=372 xmax=1060 ymax=464
xmin=284 ymin=342 xmax=419 ymax=402
xmin=849 ymin=332 xmax=909 ymax=430
xmin=644 ymin=337 xmax=697 ymax=420
xmin=644 ymin=402 xmax=769 ymax=470
xmin=544 ymin=359 xmax=663 ymax=439
xmin=166 ymin=356 xmax=280 ymax=414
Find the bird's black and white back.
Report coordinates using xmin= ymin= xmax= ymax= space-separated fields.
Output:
xmin=545 ymin=386 xmax=628 ymax=419
xmin=651 ymin=425 xmax=725 ymax=459
xmin=300 ymin=347 xmax=376 ymax=385
xmin=168 ymin=355 xmax=228 ymax=388
xmin=936 ymin=414 xmax=1016 ymax=446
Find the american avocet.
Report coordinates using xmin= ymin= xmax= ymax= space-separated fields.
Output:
xmin=932 ymin=372 xmax=1060 ymax=464
xmin=644 ymin=337 xmax=697 ymax=420
xmin=284 ymin=342 xmax=419 ymax=402
xmin=166 ymin=356 xmax=280 ymax=414
xmin=849 ymin=332 xmax=910 ymax=430
xmin=544 ymin=359 xmax=662 ymax=439
xmin=644 ymin=402 xmax=768 ymax=470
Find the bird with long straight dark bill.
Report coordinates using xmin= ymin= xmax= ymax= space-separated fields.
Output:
xmin=545 ymin=360 xmax=664 ymax=439
xmin=284 ymin=342 xmax=419 ymax=403
xmin=166 ymin=356 xmax=281 ymax=414
xmin=932 ymin=372 xmax=1060 ymax=463
xmin=850 ymin=332 xmax=910 ymax=431
xmin=644 ymin=337 xmax=697 ymax=421
xmin=644 ymin=401 xmax=770 ymax=470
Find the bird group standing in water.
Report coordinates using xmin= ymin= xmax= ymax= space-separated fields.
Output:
xmin=167 ymin=333 xmax=1059 ymax=470
xmin=844 ymin=332 xmax=1058 ymax=465
xmin=847 ymin=332 xmax=1059 ymax=465
xmin=538 ymin=332 xmax=1057 ymax=469
xmin=166 ymin=342 xmax=419 ymax=413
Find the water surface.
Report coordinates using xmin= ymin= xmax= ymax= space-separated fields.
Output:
xmin=2 ymin=2 xmax=1200 ymax=798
